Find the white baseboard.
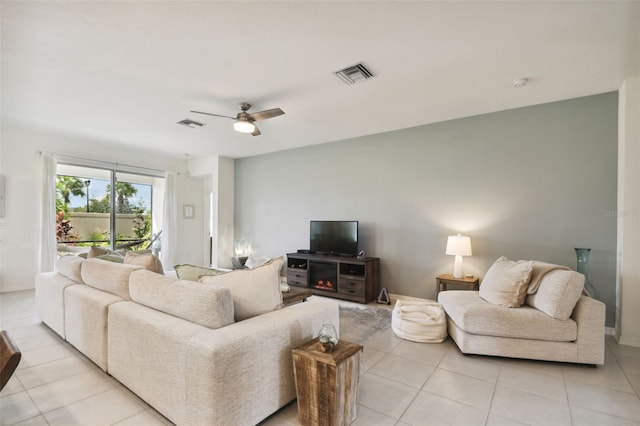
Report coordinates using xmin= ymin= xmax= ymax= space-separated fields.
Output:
xmin=618 ymin=335 xmax=640 ymax=347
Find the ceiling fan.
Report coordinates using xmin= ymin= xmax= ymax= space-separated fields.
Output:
xmin=191 ymin=102 xmax=285 ymax=136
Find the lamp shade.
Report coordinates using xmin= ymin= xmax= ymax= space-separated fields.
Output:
xmin=446 ymin=235 xmax=472 ymax=256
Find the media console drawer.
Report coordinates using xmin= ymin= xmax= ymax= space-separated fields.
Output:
xmin=338 ymin=278 xmax=365 ymax=296
xmin=287 ymin=270 xmax=308 ymax=287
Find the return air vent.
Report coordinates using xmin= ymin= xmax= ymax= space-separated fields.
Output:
xmin=177 ymin=119 xmax=204 ymax=128
xmin=335 ymin=63 xmax=374 ymax=85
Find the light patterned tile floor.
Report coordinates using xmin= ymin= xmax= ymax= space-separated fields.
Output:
xmin=2 ymin=290 xmax=640 ymax=426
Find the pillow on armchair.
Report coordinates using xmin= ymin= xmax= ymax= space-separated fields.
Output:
xmin=526 ymin=270 xmax=584 ymax=320
xmin=479 ymin=256 xmax=533 ymax=308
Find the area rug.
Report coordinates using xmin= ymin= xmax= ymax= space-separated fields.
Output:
xmin=339 ymin=304 xmax=392 ymax=344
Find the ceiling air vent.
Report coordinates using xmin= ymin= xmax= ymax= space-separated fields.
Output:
xmin=177 ymin=119 xmax=204 ymax=128
xmin=335 ymin=63 xmax=374 ymax=85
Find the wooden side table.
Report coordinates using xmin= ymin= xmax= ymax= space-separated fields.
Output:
xmin=436 ymin=274 xmax=480 ymax=295
xmin=292 ymin=338 xmax=363 ymax=426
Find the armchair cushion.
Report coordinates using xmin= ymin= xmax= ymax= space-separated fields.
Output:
xmin=439 ymin=291 xmax=577 ymax=342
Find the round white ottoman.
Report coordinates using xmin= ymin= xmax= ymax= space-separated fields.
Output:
xmin=391 ymin=299 xmax=448 ymax=343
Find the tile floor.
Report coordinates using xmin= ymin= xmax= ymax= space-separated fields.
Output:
xmin=2 ymin=290 xmax=640 ymax=426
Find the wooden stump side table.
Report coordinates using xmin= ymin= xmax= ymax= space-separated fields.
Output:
xmin=292 ymin=338 xmax=363 ymax=426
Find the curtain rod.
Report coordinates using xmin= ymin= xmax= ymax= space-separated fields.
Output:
xmin=35 ymin=151 xmax=167 ymax=177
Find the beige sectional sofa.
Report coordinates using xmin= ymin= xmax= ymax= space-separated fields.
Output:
xmin=438 ymin=257 xmax=606 ymax=365
xmin=35 ymin=256 xmax=339 ymax=425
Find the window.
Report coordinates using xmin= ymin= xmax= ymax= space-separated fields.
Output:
xmin=55 ymin=163 xmax=164 ymax=258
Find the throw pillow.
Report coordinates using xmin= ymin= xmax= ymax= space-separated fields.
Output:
xmin=95 ymin=254 xmax=125 ymax=263
xmin=526 ymin=270 xmax=584 ymax=320
xmin=124 ymin=251 xmax=164 ymax=274
xmin=175 ymin=264 xmax=227 ymax=281
xmin=479 ymin=256 xmax=534 ymax=308
xmin=129 ymin=270 xmax=235 ymax=329
xmin=198 ymin=257 xmax=284 ymax=321
xmin=87 ymin=246 xmax=122 ymax=259
xmin=56 ymin=255 xmax=84 ymax=283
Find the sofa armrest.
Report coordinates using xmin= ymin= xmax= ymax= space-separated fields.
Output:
xmin=183 ymin=299 xmax=339 ymax=426
xmin=571 ymin=295 xmax=605 ymax=365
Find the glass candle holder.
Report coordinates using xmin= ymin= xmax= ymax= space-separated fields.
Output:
xmin=318 ymin=324 xmax=338 ymax=352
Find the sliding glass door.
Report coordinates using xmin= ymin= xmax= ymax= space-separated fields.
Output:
xmin=55 ymin=163 xmax=164 ymax=258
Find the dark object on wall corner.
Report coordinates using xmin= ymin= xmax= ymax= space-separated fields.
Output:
xmin=377 ymin=288 xmax=391 ymax=305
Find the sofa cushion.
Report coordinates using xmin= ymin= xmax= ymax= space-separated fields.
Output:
xmin=526 ymin=270 xmax=584 ymax=320
xmin=198 ymin=257 xmax=284 ymax=321
xmin=81 ymin=258 xmax=144 ymax=300
xmin=124 ymin=251 xmax=164 ymax=274
xmin=479 ymin=256 xmax=533 ymax=308
xmin=56 ymin=255 xmax=84 ymax=283
xmin=64 ymin=284 xmax=125 ymax=371
xmin=129 ymin=270 xmax=234 ymax=329
xmin=175 ymin=264 xmax=227 ymax=281
xmin=439 ymin=291 xmax=577 ymax=342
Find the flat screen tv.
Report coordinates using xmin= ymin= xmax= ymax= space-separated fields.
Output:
xmin=310 ymin=220 xmax=358 ymax=256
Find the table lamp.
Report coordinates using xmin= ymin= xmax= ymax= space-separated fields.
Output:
xmin=446 ymin=234 xmax=472 ymax=278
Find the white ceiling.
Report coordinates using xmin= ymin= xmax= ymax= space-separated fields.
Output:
xmin=2 ymin=1 xmax=639 ymax=160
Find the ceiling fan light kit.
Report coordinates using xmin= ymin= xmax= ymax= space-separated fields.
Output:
xmin=190 ymin=102 xmax=285 ymax=136
xmin=233 ymin=119 xmax=256 ymax=134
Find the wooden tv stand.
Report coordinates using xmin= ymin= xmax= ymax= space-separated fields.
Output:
xmin=286 ymin=253 xmax=380 ymax=304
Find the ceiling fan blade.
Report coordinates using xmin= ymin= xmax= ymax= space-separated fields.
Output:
xmin=190 ymin=110 xmax=236 ymax=120
xmin=248 ymin=108 xmax=285 ymax=121
xmin=251 ymin=124 xmax=262 ymax=136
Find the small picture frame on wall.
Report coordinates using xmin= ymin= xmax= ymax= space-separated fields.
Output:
xmin=183 ymin=204 xmax=195 ymax=219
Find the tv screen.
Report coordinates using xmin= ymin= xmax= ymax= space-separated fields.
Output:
xmin=310 ymin=221 xmax=358 ymax=256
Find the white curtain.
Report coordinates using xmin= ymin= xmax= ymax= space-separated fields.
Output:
xmin=39 ymin=153 xmax=57 ymax=272
xmin=161 ymin=171 xmax=178 ymax=270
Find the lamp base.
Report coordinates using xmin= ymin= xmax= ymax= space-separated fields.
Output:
xmin=452 ymin=255 xmax=464 ymax=279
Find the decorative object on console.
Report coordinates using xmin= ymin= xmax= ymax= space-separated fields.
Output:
xmin=575 ymin=248 xmax=597 ymax=298
xmin=445 ymin=234 xmax=472 ymax=278
xmin=376 ymin=287 xmax=391 ymax=304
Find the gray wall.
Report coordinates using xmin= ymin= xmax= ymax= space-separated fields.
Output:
xmin=235 ymin=93 xmax=618 ymax=326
